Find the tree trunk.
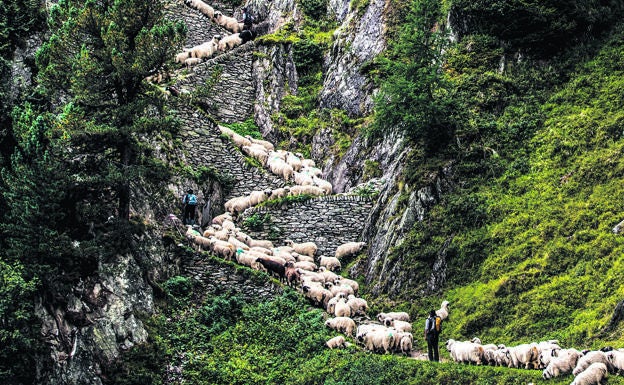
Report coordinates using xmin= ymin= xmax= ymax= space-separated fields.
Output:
xmin=118 ymin=143 xmax=131 ymax=221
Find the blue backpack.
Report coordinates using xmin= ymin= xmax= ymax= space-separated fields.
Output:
xmin=186 ymin=194 xmax=197 ymax=205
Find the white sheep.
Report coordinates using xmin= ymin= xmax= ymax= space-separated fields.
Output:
xmin=218 ymin=33 xmax=243 ymax=52
xmin=302 ymin=283 xmax=332 ymax=307
xmin=325 ymin=282 xmax=354 ymax=298
xmin=573 ymin=351 xmax=614 ymax=376
xmin=302 ymin=165 xmax=323 ymax=177
xmin=236 ymin=251 xmax=258 ymax=267
xmin=326 ymin=296 xmax=340 ymax=314
xmin=242 ymin=145 xmax=269 ymax=165
xmin=190 ymin=39 xmax=218 ymax=59
xmin=317 ymin=267 xmax=340 ymax=284
xmin=356 ymin=323 xmax=385 ymax=342
xmin=294 ymin=253 xmax=315 ymax=263
xmin=436 ymin=300 xmax=450 ymax=321
xmin=301 ymin=158 xmax=316 ymax=168
xmin=294 ymin=261 xmax=317 ymax=271
xmin=288 ymin=185 xmax=324 ymax=196
xmin=361 ymin=328 xmax=395 ymax=354
xmin=209 ymin=238 xmax=235 ymax=260
xmin=229 ymin=132 xmax=252 ymax=148
xmin=212 ymin=212 xmax=232 ymax=225
xmin=346 ymin=295 xmax=368 ymax=316
xmin=228 ymin=236 xmax=249 ymax=251
xmin=446 ymin=339 xmax=485 ymax=365
xmin=390 ymin=331 xmax=413 ymax=354
xmin=213 ymin=11 xmax=243 ymax=33
xmin=270 ymin=187 xmax=290 ymax=199
xmin=335 ymin=241 xmax=367 ymax=259
xmin=334 ymin=276 xmax=359 ymax=295
xmin=234 ymin=196 xmax=253 ymax=214
xmin=243 ymin=236 xmax=273 ymax=249
xmin=606 ymin=349 xmax=624 ymax=374
xmin=319 ymin=256 xmax=341 ymax=272
xmin=313 ymin=176 xmax=332 ymax=195
xmin=249 ymin=189 xmax=273 ymax=206
xmin=326 ymin=336 xmax=347 ymax=349
xmin=389 ymin=320 xmax=412 ymax=333
xmin=542 ymin=349 xmax=583 ymax=379
xmin=325 ymin=317 xmax=356 ymax=337
xmin=334 ymin=298 xmax=352 ymax=318
xmin=286 ymin=152 xmax=303 ymax=172
xmin=293 ymin=171 xmax=314 ymax=186
xmin=284 ymin=239 xmax=318 ymax=257
xmin=377 ymin=312 xmax=410 ymax=322
xmin=508 ymin=343 xmax=540 ymax=369
xmin=184 ymin=0 xmax=215 ymax=19
xmin=247 ymin=136 xmax=275 ymax=152
xmin=175 ymin=50 xmax=191 ymax=63
xmin=571 ymin=362 xmax=608 ymax=385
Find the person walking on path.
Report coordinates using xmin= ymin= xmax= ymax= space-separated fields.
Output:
xmin=424 ymin=309 xmax=441 ymax=362
xmin=182 ymin=189 xmax=198 ymax=225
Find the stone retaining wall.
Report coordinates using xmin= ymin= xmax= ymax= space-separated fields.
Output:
xmin=183 ymin=253 xmax=283 ymax=301
xmin=240 ymin=195 xmax=374 ymax=256
xmin=176 ymin=103 xmax=285 ymax=199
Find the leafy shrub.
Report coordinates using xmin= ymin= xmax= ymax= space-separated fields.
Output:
xmin=163 ymin=276 xmax=194 ymax=298
xmin=242 ymin=213 xmax=271 ymax=230
xmin=300 ymin=0 xmax=328 ymax=20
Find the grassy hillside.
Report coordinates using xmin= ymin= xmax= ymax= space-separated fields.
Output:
xmin=441 ymin=24 xmax=624 ymax=346
xmin=375 ymin=2 xmax=624 ymax=349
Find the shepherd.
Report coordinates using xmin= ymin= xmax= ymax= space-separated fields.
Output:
xmin=424 ymin=309 xmax=442 ymax=362
xmin=182 ymin=189 xmax=198 ymax=225
xmin=239 ymin=7 xmax=253 ymax=31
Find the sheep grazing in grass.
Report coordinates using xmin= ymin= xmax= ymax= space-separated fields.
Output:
xmin=325 ymin=317 xmax=356 ymax=337
xmin=571 ymin=362 xmax=608 ymax=385
xmin=346 ymin=295 xmax=368 ymax=316
xmin=302 ymin=283 xmax=331 ymax=307
xmin=326 ymin=335 xmax=348 ymax=349
xmin=573 ymin=351 xmax=615 ymax=376
xmin=361 ymin=328 xmax=395 ymax=354
xmin=542 ymin=349 xmax=583 ymax=379
xmin=508 ymin=343 xmax=540 ymax=369
xmin=334 ymin=276 xmax=359 ymax=295
xmin=284 ymin=261 xmax=301 ymax=287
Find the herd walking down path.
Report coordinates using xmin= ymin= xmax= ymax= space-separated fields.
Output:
xmin=164 ymin=1 xmax=624 ymax=381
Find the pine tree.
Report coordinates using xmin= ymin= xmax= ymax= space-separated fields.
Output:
xmin=36 ymin=0 xmax=185 ymax=222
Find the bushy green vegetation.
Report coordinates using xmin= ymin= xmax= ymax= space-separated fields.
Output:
xmin=110 ymin=290 xmax=582 ymax=385
xmin=374 ymin=0 xmax=624 ymax=349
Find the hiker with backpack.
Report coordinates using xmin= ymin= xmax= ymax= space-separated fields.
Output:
xmin=182 ymin=189 xmax=198 ymax=225
xmin=239 ymin=7 xmax=253 ymax=31
xmin=424 ymin=309 xmax=442 ymax=362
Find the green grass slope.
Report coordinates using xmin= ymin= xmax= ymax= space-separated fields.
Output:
xmin=439 ymin=26 xmax=624 ymax=347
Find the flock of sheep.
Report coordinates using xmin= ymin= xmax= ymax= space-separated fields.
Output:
xmin=173 ymin=36 xmax=624 ymax=383
xmin=444 ymin=337 xmax=624 ymax=384
xmin=174 ymin=0 xmax=256 ymax=68
xmin=219 ymin=124 xmax=333 ymax=214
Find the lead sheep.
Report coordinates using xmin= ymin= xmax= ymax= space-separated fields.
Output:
xmin=325 ymin=317 xmax=356 ymax=337
xmin=542 ymin=349 xmax=583 ymax=379
xmin=284 ymin=239 xmax=318 ymax=257
xmin=571 ymin=362 xmax=608 ymax=385
xmin=335 ymin=241 xmax=367 ymax=259
xmin=446 ymin=339 xmax=485 ymax=365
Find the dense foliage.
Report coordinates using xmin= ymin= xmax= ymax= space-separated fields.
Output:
xmin=110 ymin=290 xmax=579 ymax=385
xmin=0 ymin=0 xmax=184 ymax=382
